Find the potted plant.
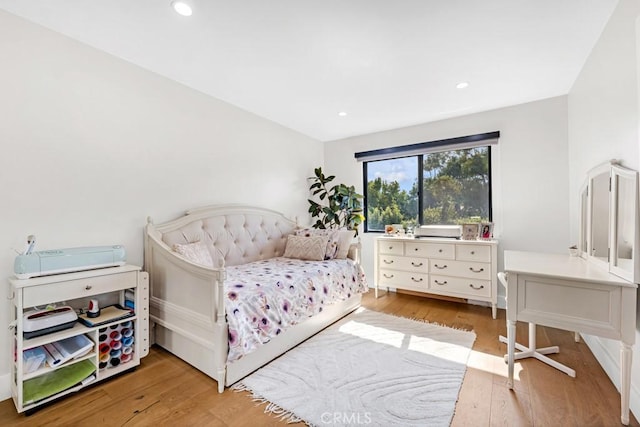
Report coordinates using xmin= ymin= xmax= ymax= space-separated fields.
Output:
xmin=308 ymin=167 xmax=365 ymax=236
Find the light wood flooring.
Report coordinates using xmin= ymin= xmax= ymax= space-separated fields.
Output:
xmin=0 ymin=291 xmax=636 ymax=426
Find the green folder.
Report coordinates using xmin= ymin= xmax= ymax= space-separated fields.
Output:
xmin=23 ymin=359 xmax=95 ymax=405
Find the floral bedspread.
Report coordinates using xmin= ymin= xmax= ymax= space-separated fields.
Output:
xmin=224 ymin=257 xmax=368 ymax=363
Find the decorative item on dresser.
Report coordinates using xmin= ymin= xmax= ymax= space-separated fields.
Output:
xmin=375 ymin=235 xmax=498 ymax=318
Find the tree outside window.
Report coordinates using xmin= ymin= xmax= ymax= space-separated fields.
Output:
xmin=365 ymin=146 xmax=490 ymax=232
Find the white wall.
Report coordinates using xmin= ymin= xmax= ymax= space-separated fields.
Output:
xmin=0 ymin=10 xmax=322 ymax=399
xmin=324 ymin=96 xmax=571 ymax=302
xmin=568 ymin=0 xmax=640 ymax=417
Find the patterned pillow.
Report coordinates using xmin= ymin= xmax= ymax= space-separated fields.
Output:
xmin=283 ymin=235 xmax=328 ymax=261
xmin=172 ymin=241 xmax=213 ymax=267
xmin=295 ymin=228 xmax=340 ymax=259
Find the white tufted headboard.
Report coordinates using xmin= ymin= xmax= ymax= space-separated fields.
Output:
xmin=147 ymin=205 xmax=298 ymax=267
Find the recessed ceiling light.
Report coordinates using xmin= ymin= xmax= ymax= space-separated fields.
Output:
xmin=456 ymin=82 xmax=469 ymax=89
xmin=171 ymin=1 xmax=193 ymax=16
xmin=338 ymin=111 xmax=347 ymax=117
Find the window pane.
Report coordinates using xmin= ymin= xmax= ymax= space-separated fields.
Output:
xmin=365 ymin=157 xmax=419 ymax=231
xmin=422 ymin=147 xmax=489 ymax=225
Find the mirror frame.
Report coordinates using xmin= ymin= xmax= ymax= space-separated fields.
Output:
xmin=609 ymin=164 xmax=640 ymax=282
xmin=580 ymin=160 xmax=640 ymax=283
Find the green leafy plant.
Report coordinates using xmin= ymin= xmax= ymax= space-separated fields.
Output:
xmin=308 ymin=167 xmax=365 ymax=236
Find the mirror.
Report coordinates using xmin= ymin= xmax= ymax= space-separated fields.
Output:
xmin=590 ymin=170 xmax=610 ymax=263
xmin=610 ymin=165 xmax=639 ymax=281
xmin=581 ymin=161 xmax=639 ymax=283
xmin=579 ymin=185 xmax=588 ymax=256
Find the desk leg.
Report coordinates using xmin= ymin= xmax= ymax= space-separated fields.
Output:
xmin=621 ymin=343 xmax=632 ymax=425
xmin=507 ymin=319 xmax=516 ymax=389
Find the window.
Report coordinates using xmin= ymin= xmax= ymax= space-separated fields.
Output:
xmin=365 ymin=157 xmax=419 ymax=231
xmin=356 ymin=132 xmax=497 ymax=232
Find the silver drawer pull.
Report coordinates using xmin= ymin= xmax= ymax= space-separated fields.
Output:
xmin=383 ymin=273 xmax=394 ymax=278
xmin=411 ymin=262 xmax=423 ymax=267
xmin=85 ymin=285 xmax=92 ymax=290
xmin=435 ymin=280 xmax=447 ymax=285
xmin=469 ymin=267 xmax=484 ymax=273
xmin=469 ymin=284 xmax=485 ymax=290
xmin=383 ymin=260 xmax=394 ymax=264
xmin=434 ymin=264 xmax=447 ymax=269
xmin=411 ymin=277 xmax=423 ymax=282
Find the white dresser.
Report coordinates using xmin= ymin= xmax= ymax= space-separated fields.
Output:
xmin=374 ymin=236 xmax=498 ymax=318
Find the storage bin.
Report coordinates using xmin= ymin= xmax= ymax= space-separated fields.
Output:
xmin=23 ymin=347 xmax=46 ymax=374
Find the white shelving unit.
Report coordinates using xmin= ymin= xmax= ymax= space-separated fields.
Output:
xmin=8 ymin=265 xmax=149 ymax=413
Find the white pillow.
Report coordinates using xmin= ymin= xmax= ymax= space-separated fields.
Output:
xmin=172 ymin=241 xmax=213 ymax=267
xmin=335 ymin=229 xmax=356 ymax=259
xmin=295 ymin=228 xmax=340 ymax=259
xmin=283 ymin=235 xmax=328 ymax=261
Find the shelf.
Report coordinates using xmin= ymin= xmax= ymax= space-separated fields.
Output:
xmin=22 ymin=315 xmax=138 ymax=350
xmin=22 ymin=359 xmax=96 ymax=407
xmin=9 ymin=265 xmax=147 ymax=413
xmin=23 ymin=352 xmax=96 ymax=381
xmin=22 ymin=323 xmax=90 ymax=350
xmin=22 ymin=371 xmax=97 ymax=411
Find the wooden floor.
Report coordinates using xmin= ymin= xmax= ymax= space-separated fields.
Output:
xmin=0 ymin=291 xmax=636 ymax=426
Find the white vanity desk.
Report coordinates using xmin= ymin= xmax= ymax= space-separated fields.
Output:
xmin=503 ymin=250 xmax=637 ymax=425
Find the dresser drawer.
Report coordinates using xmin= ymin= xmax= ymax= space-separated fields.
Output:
xmin=429 ymin=259 xmax=491 ymax=280
xmin=23 ymin=271 xmax=138 ymax=307
xmin=378 ymin=240 xmax=404 ymax=255
xmin=456 ymin=244 xmax=491 ymax=262
xmin=378 ymin=269 xmax=428 ymax=291
xmin=430 ymin=275 xmax=492 ymax=298
xmin=405 ymin=242 xmax=455 ymax=259
xmin=378 ymin=255 xmax=428 ymax=272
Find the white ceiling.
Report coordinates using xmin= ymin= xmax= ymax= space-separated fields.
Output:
xmin=0 ymin=0 xmax=618 ymax=141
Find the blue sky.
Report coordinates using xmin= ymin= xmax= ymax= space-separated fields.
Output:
xmin=367 ymin=157 xmax=418 ymax=192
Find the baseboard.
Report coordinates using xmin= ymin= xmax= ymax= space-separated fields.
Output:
xmin=581 ymin=334 xmax=640 ymax=420
xmin=0 ymin=373 xmax=10 ymax=401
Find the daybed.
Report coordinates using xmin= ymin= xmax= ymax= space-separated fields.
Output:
xmin=144 ymin=205 xmax=367 ymax=392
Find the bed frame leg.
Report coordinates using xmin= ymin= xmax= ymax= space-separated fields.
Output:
xmin=217 ymin=366 xmax=226 ymax=393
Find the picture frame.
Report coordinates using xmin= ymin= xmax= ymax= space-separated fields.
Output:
xmin=479 ymin=222 xmax=494 ymax=240
xmin=462 ymin=223 xmax=479 ymax=240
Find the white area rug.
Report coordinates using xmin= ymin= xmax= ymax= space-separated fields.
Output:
xmin=234 ymin=308 xmax=476 ymax=427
